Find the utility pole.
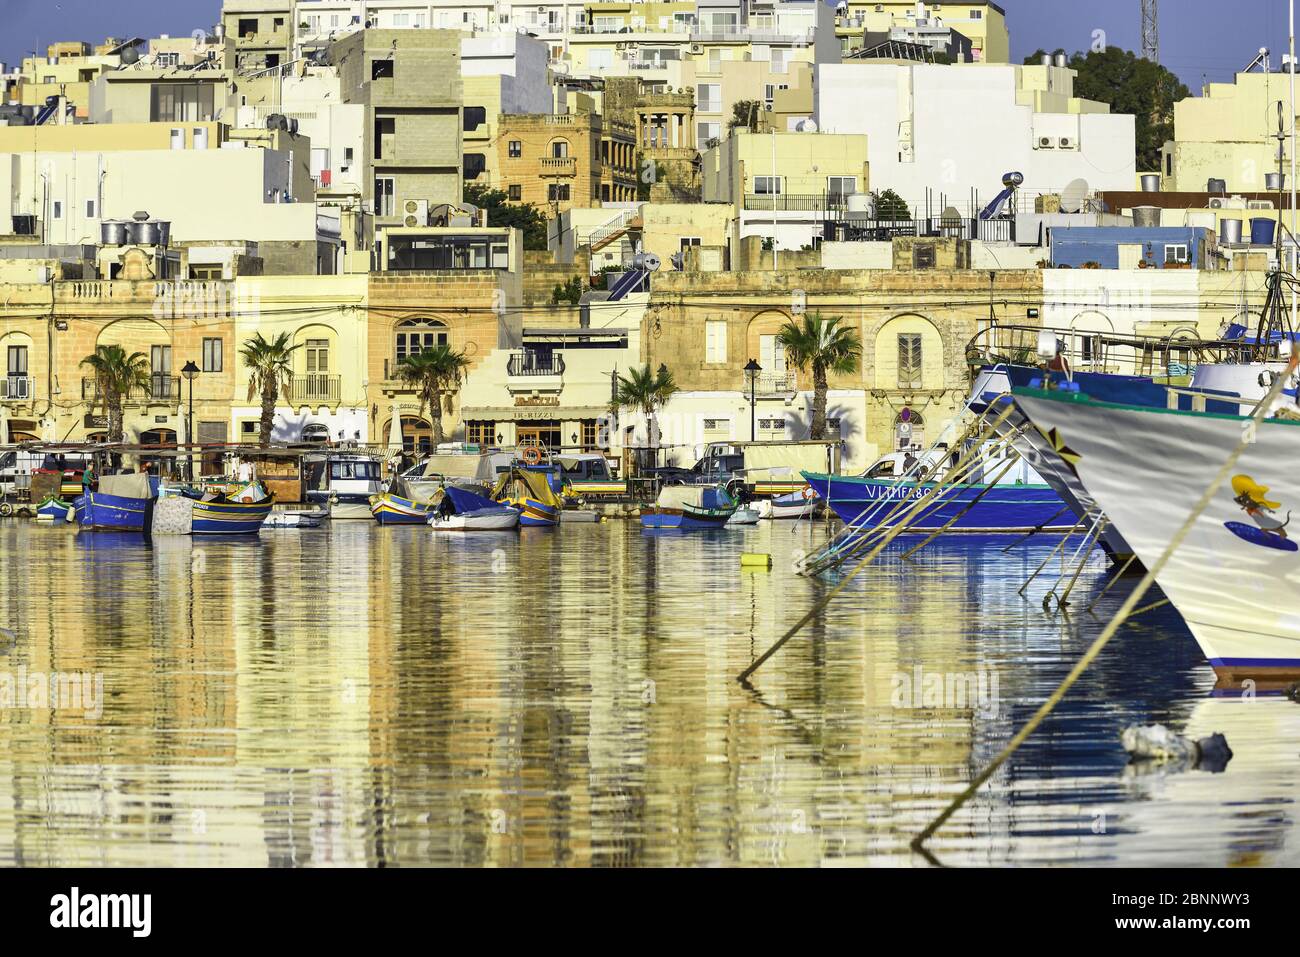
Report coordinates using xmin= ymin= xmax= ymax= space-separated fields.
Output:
xmin=1141 ymin=0 xmax=1159 ymax=64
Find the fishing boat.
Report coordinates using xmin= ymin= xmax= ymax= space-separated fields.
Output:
xmin=304 ymin=452 xmax=383 ymax=520
xmin=264 ymin=509 xmax=325 ymax=529
xmin=490 ymin=466 xmax=563 ymax=527
xmin=755 ymin=488 xmax=822 ymax=520
xmin=727 ymin=506 xmax=761 ymax=525
xmin=803 ymin=446 xmax=1076 ymax=533
xmin=369 ymin=477 xmax=438 ymax=525
xmin=35 ymin=495 xmax=75 ymax=523
xmin=147 ymin=481 xmax=273 ymax=535
xmin=75 ymin=473 xmax=156 ymax=531
xmin=429 ymin=485 xmax=520 ymax=532
xmin=1015 ymin=382 xmax=1300 ymax=685
xmin=640 ymin=484 xmax=738 ymax=530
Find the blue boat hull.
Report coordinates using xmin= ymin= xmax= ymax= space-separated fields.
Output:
xmin=191 ymin=499 xmax=273 ymax=535
xmin=76 ymin=491 xmax=149 ymax=531
xmin=640 ymin=508 xmax=732 ymax=530
xmin=803 ymin=473 xmax=1077 ymax=533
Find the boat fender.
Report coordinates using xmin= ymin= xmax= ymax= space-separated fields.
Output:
xmin=740 ymin=552 xmax=772 ymax=569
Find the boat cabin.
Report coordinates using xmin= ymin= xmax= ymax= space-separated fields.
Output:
xmin=304 ymin=452 xmax=384 ymax=504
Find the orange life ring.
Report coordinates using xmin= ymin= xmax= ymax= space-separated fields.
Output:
xmin=801 ymin=486 xmax=816 ymax=500
xmin=522 ymin=446 xmax=543 ymax=466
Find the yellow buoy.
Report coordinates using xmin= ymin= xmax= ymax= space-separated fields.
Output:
xmin=740 ymin=552 xmax=772 ymax=569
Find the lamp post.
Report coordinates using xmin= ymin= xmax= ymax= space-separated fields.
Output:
xmin=744 ymin=358 xmax=762 ymax=441
xmin=181 ymin=360 xmax=199 ymax=481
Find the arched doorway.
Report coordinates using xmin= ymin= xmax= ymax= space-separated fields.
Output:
xmin=383 ymin=416 xmax=434 ymax=454
xmin=894 ymin=409 xmax=924 ymax=451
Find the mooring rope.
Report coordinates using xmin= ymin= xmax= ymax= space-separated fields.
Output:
xmin=911 ymin=348 xmax=1300 ymax=854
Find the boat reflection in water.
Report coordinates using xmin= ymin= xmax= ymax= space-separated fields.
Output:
xmin=0 ymin=520 xmax=1294 ymax=866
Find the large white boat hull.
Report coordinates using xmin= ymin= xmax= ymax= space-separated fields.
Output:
xmin=1017 ymin=389 xmax=1300 ymax=685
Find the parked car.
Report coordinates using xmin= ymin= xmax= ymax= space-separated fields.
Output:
xmin=643 ymin=448 xmax=745 ymax=489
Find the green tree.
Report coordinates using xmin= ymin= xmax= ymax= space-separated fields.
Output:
xmin=239 ymin=331 xmax=300 ymax=446
xmin=463 ymin=181 xmax=549 ymax=250
xmin=1025 ymin=46 xmax=1189 ymax=171
xmin=728 ymin=99 xmax=763 ymax=132
xmin=874 ymin=188 xmax=911 ymax=220
xmin=80 ymin=344 xmax=150 ymax=445
xmin=615 ymin=363 xmax=678 ymax=452
xmin=397 ymin=344 xmax=471 ymax=445
xmin=551 ymin=275 xmax=585 ymax=305
xmin=776 ymin=313 xmax=862 ymax=441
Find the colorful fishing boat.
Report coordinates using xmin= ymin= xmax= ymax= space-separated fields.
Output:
xmin=263 ymin=509 xmax=326 ymax=529
xmin=803 ymin=447 xmax=1076 ymax=533
xmin=191 ymin=491 xmax=274 ymax=535
xmin=1014 ymin=383 xmax=1300 ymax=686
xmin=76 ymin=473 xmax=156 ymax=531
xmin=640 ymin=484 xmax=738 ymax=530
xmin=369 ymin=477 xmax=438 ymax=525
xmin=35 ymin=495 xmax=75 ymax=523
xmin=147 ymin=481 xmax=273 ymax=535
xmin=304 ymin=452 xmax=384 ymax=520
xmin=491 ymin=466 xmax=563 ymax=527
xmin=430 ymin=485 xmax=521 ymax=532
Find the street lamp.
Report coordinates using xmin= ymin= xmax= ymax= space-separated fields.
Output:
xmin=181 ymin=360 xmax=200 ymax=482
xmin=744 ymin=358 xmax=762 ymax=441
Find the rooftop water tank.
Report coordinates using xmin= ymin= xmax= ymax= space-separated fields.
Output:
xmin=1250 ymin=217 xmax=1276 ymax=245
xmin=1219 ymin=218 xmax=1243 ymax=245
xmin=1132 ymin=205 xmax=1162 ymax=228
xmin=1266 ymin=171 xmax=1286 ymax=191
xmin=128 ymin=220 xmax=160 ymax=245
xmin=1054 ymin=52 xmax=1068 ymax=68
xmin=1140 ymin=173 xmax=1161 ymax=192
xmin=100 ymin=220 xmax=127 ymax=246
xmin=1208 ymin=178 xmax=1227 ymax=195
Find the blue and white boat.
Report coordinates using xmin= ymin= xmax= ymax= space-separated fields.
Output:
xmin=76 ymin=473 xmax=157 ymax=531
xmin=429 ymin=484 xmax=520 ymax=531
xmin=36 ymin=495 xmax=75 ymax=523
xmin=148 ymin=481 xmax=273 ymax=535
xmin=640 ymin=484 xmax=738 ymax=530
xmin=804 ymin=448 xmax=1076 ymax=533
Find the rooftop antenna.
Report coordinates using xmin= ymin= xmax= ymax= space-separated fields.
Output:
xmin=1141 ymin=0 xmax=1159 ymax=63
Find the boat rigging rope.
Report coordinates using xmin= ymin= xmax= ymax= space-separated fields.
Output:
xmin=737 ymin=405 xmax=1016 ymax=684
xmin=911 ymin=348 xmax=1300 ymax=855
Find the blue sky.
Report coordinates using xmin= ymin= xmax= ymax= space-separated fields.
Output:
xmin=1 ymin=0 xmax=1297 ymax=92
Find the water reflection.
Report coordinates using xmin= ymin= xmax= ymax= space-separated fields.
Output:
xmin=0 ymin=519 xmax=1292 ymax=865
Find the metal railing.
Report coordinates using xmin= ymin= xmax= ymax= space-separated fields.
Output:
xmin=81 ymin=375 xmax=180 ymax=403
xmin=823 ymin=216 xmax=1017 ymax=243
xmin=287 ymin=374 xmax=341 ymax=404
xmin=751 ymin=371 xmax=798 ymax=394
xmin=507 ymin=353 xmax=566 ymax=377
xmin=1 ymin=376 xmax=33 ymax=401
xmin=743 ymin=193 xmax=852 ymax=213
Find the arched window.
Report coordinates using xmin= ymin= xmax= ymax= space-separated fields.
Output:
xmin=394 ymin=319 xmax=449 ymax=364
xmin=550 ymin=139 xmax=569 ymax=158
xmin=383 ymin=416 xmax=433 ymax=453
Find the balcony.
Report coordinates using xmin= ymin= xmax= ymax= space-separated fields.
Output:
xmin=507 ymin=353 xmax=566 ymax=377
xmin=81 ymin=375 xmax=180 ymax=404
xmin=540 ymin=156 xmax=577 ymax=176
xmin=287 ymin=374 xmax=341 ymax=405
xmin=743 ymin=193 xmax=851 ymax=213
xmin=751 ymin=371 xmax=798 ymax=395
xmin=1 ymin=376 xmax=34 ymax=401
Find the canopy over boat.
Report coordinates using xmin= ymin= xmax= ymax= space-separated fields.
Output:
xmin=655 ymin=485 xmax=734 ymax=511
xmin=491 ymin=467 xmax=563 ymax=509
xmin=445 ymin=484 xmax=502 ymax=514
xmin=97 ymin=473 xmax=154 ymax=499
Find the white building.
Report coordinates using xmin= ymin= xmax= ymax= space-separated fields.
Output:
xmin=814 ymin=61 xmax=1136 ymax=216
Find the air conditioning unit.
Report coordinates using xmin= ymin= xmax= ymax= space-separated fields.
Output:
xmin=1036 ymin=136 xmax=1055 ymax=149
xmin=1208 ymin=197 xmax=1227 ymax=209
xmin=403 ymin=199 xmax=429 ymax=227
xmin=1058 ymin=136 xmax=1076 ymax=149
xmin=1248 ymin=199 xmax=1275 ymax=210
xmin=690 ymin=43 xmax=703 ymax=53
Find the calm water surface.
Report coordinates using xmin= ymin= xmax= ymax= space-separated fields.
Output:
xmin=0 ymin=517 xmax=1294 ymax=867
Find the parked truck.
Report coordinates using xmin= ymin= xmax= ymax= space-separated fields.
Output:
xmin=644 ymin=440 xmax=840 ymax=496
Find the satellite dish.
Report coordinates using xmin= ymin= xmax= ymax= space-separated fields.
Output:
xmin=798 ymin=119 xmax=817 ymax=133
xmin=1060 ymin=177 xmax=1090 ymax=214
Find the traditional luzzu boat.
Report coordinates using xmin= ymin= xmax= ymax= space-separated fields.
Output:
xmin=803 ymin=447 xmax=1076 ymax=534
xmin=75 ymin=473 xmax=157 ymax=531
xmin=369 ymin=477 xmax=438 ymax=525
xmin=35 ymin=496 xmax=75 ymax=524
xmin=491 ymin=466 xmax=563 ymax=527
xmin=1014 ymin=380 xmax=1300 ymax=687
xmin=640 ymin=484 xmax=738 ymax=530
xmin=148 ymin=481 xmax=274 ymax=535
xmin=429 ymin=484 xmax=520 ymax=531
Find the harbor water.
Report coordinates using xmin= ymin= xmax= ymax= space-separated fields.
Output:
xmin=0 ymin=518 xmax=1294 ymax=867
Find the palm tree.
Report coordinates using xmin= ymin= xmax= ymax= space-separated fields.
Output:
xmin=240 ymin=331 xmax=300 ymax=446
xmin=776 ymin=312 xmax=862 ymax=440
xmin=396 ymin=344 xmax=470 ymax=445
xmin=615 ymin=363 xmax=678 ymax=460
xmin=80 ymin=344 xmax=150 ymax=445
